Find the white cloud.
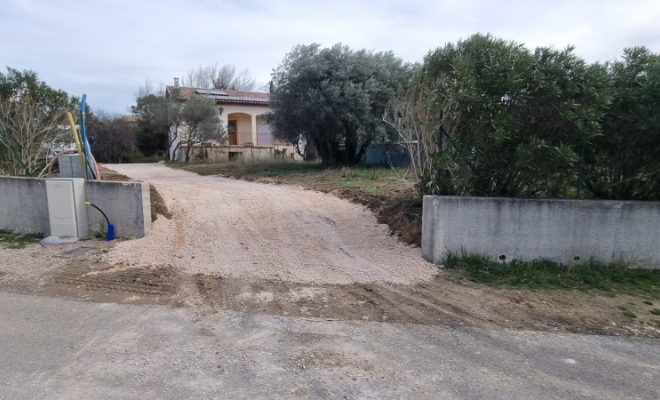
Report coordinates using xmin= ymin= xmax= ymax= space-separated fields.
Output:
xmin=1 ymin=0 xmax=659 ymax=112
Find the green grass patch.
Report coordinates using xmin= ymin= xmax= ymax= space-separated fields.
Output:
xmin=169 ymin=161 xmax=414 ymax=197
xmin=622 ymin=310 xmax=637 ymax=318
xmin=169 ymin=160 xmax=325 ymax=177
xmin=651 ymin=309 xmax=660 ymax=315
xmin=644 ymin=300 xmax=654 ymax=306
xmin=443 ymin=251 xmax=660 ymax=297
xmin=0 ymin=229 xmax=43 ymax=249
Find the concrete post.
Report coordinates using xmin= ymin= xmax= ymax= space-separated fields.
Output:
xmin=251 ymin=114 xmax=257 ymax=145
xmin=218 ymin=106 xmax=227 ymax=145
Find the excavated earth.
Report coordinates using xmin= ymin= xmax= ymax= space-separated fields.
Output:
xmin=1 ymin=163 xmax=659 ymax=339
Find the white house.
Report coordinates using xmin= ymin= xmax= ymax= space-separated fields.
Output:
xmin=166 ymin=80 xmax=297 ymax=161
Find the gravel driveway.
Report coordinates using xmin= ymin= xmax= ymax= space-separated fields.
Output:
xmin=104 ymin=163 xmax=436 ymax=285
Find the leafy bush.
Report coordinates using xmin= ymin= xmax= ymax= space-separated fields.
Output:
xmin=390 ymin=34 xmax=660 ymax=201
xmin=585 ymin=47 xmax=660 ymax=200
xmin=396 ymin=34 xmax=611 ymax=197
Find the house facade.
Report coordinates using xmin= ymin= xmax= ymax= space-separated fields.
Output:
xmin=166 ymin=82 xmax=298 ymax=161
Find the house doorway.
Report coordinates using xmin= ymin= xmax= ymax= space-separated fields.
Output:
xmin=228 ymin=120 xmax=238 ymax=145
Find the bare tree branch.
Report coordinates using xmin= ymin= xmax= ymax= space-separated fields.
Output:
xmin=181 ymin=64 xmax=256 ymax=91
xmin=0 ymin=97 xmax=67 ymax=176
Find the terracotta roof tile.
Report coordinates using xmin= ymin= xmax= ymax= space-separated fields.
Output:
xmin=166 ymin=86 xmax=269 ymax=105
xmin=224 ymin=90 xmax=269 ymax=100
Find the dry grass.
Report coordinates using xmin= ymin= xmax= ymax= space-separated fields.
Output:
xmin=169 ymin=161 xmax=415 ymax=195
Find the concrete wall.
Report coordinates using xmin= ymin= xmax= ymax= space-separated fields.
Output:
xmin=422 ymin=196 xmax=660 ymax=268
xmin=0 ymin=177 xmax=50 ymax=235
xmin=176 ymin=146 xmax=282 ymax=162
xmin=0 ymin=177 xmax=151 ymax=239
xmin=85 ymin=180 xmax=151 ymax=239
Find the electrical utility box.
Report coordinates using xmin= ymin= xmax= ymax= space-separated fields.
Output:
xmin=59 ymin=154 xmax=86 ymax=178
xmin=45 ymin=178 xmax=89 ymax=239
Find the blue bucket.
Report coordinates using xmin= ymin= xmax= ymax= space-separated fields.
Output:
xmin=106 ymin=224 xmax=114 ymax=241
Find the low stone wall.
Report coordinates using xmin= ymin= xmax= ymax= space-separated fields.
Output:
xmin=175 ymin=145 xmax=298 ymax=162
xmin=422 ymin=196 xmax=660 ymax=268
xmin=0 ymin=176 xmax=151 ymax=239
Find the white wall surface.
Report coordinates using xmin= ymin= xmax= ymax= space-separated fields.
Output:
xmin=422 ymin=196 xmax=660 ymax=268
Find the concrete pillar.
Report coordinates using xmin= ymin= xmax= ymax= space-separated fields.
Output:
xmin=251 ymin=114 xmax=257 ymax=145
xmin=168 ymin=126 xmax=180 ymax=160
xmin=218 ymin=106 xmax=228 ymax=144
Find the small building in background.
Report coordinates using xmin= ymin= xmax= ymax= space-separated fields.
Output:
xmin=166 ymin=81 xmax=299 ymax=162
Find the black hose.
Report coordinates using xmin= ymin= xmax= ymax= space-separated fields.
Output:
xmin=86 ymin=202 xmax=110 ymax=226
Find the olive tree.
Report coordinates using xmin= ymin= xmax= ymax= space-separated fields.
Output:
xmin=179 ymin=96 xmax=224 ymax=162
xmin=266 ymin=43 xmax=413 ymax=166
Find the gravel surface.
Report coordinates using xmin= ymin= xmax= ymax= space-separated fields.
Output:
xmin=103 ymin=163 xmax=437 ymax=285
xmin=0 ymin=241 xmax=109 ymax=286
xmin=2 ymin=290 xmax=659 ymax=400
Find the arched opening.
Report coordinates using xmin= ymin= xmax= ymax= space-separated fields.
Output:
xmin=226 ymin=112 xmax=253 ymax=145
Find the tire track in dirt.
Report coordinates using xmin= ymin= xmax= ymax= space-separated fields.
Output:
xmin=29 ymin=263 xmax=660 ymax=338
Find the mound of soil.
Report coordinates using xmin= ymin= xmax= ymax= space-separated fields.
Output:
xmin=149 ymin=185 xmax=172 ymax=222
xmin=98 ymin=165 xmax=171 ymax=222
xmin=334 ymin=189 xmax=422 ymax=246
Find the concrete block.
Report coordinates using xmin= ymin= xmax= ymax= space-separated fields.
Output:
xmin=1 ymin=177 xmax=151 ymax=240
xmin=85 ymin=180 xmax=151 ymax=239
xmin=422 ymin=196 xmax=660 ymax=268
xmin=0 ymin=177 xmax=50 ymax=235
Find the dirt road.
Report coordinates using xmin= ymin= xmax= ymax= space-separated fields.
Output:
xmin=2 ymin=290 xmax=659 ymax=400
xmin=105 ymin=163 xmax=436 ymax=285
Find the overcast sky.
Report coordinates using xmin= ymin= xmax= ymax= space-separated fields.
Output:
xmin=2 ymin=0 xmax=659 ymax=113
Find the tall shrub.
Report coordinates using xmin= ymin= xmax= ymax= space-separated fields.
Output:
xmin=585 ymin=47 xmax=660 ymax=200
xmin=397 ymin=34 xmax=611 ymax=197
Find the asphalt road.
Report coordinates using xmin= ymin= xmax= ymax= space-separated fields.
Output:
xmin=1 ymin=291 xmax=658 ymax=400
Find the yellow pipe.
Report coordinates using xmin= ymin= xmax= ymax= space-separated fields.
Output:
xmin=66 ymin=112 xmax=88 ymax=176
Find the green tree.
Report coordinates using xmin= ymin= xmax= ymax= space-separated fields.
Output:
xmin=406 ymin=34 xmax=611 ymax=197
xmin=0 ymin=67 xmax=76 ymax=111
xmin=266 ymin=44 xmax=412 ymax=166
xmin=179 ymin=96 xmax=224 ymax=162
xmin=132 ymin=93 xmax=169 ymax=157
xmin=132 ymin=85 xmax=188 ymax=161
xmin=86 ymin=109 xmax=139 ymax=163
xmin=0 ymin=67 xmax=78 ymax=176
xmin=585 ymin=47 xmax=660 ymax=200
